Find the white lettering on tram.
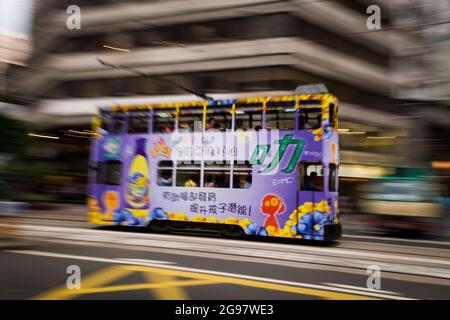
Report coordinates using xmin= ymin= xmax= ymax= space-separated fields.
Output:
xmin=272 ymin=177 xmax=295 ymax=186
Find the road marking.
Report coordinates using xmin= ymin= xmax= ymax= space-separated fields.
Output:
xmin=118 ymin=258 xmax=175 ymax=265
xmin=322 ymin=283 xmax=402 ymax=296
xmin=69 ymin=278 xmax=217 ymax=296
xmin=33 ymin=265 xmax=133 ymax=300
xmin=4 ymin=249 xmax=174 ymax=266
xmin=7 ymin=250 xmax=413 ymax=300
xmin=126 ymin=265 xmax=375 ymax=300
xmin=143 ymin=271 xmax=190 ymax=300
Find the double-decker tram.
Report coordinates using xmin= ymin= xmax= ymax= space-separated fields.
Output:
xmin=87 ymin=86 xmax=341 ymax=241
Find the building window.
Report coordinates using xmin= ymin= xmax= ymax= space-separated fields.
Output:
xmin=97 ymin=161 xmax=122 ymax=185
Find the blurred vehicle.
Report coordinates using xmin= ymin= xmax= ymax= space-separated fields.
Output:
xmin=0 ymin=201 xmax=25 ymax=241
xmin=87 ymin=87 xmax=342 ymax=241
xmin=357 ymin=167 xmax=443 ymax=235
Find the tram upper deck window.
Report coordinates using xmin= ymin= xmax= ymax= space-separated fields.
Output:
xmin=329 ymin=103 xmax=336 ymax=128
xmin=265 ymin=100 xmax=296 ymax=130
xmin=205 ymin=106 xmax=232 ymax=131
xmin=178 ymin=107 xmax=203 ymax=132
xmin=128 ymin=112 xmax=149 ymax=134
xmin=298 ymin=107 xmax=322 ymax=130
xmin=99 ymin=111 xmax=111 ymax=133
xmin=235 ymin=103 xmax=262 ymax=131
xmin=111 ymin=116 xmax=125 ymax=134
xmin=153 ymin=109 xmax=175 ymax=133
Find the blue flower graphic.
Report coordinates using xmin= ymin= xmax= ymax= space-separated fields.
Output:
xmin=148 ymin=207 xmax=169 ymax=221
xmin=257 ymin=227 xmax=269 ymax=236
xmin=245 ymin=222 xmax=268 ymax=236
xmin=297 ymin=210 xmax=327 ymax=240
xmin=126 ymin=216 xmax=145 ymax=226
xmin=113 ymin=209 xmax=133 ymax=224
xmin=245 ymin=222 xmax=259 ymax=235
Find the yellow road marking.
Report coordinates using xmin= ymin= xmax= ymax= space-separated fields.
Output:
xmin=33 ymin=265 xmax=133 ymax=300
xmin=143 ymin=272 xmax=190 ymax=300
xmin=124 ymin=265 xmax=377 ymax=300
xmin=73 ymin=279 xmax=218 ymax=296
xmin=33 ymin=264 xmax=378 ymax=300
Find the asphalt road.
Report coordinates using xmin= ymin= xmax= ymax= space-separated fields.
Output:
xmin=0 ymin=217 xmax=449 ymax=300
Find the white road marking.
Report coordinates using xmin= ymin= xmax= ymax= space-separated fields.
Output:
xmin=322 ymin=283 xmax=402 ymax=296
xmin=118 ymin=258 xmax=175 ymax=265
xmin=4 ymin=250 xmax=174 ymax=266
xmin=5 ymin=249 xmax=414 ymax=300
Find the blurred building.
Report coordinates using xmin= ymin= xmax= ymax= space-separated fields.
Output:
xmin=3 ymin=0 xmax=450 ymax=203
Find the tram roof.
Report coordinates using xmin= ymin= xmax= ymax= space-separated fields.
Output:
xmin=101 ymin=93 xmax=337 ymax=113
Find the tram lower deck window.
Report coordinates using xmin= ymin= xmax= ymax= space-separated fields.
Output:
xmin=204 ymin=170 xmax=231 ymax=188
xmin=157 ymin=161 xmax=174 ymax=186
xmin=97 ymin=161 xmax=122 ymax=185
xmin=300 ymin=162 xmax=323 ymax=191
xmin=233 ymin=171 xmax=252 ymax=189
xmin=329 ymin=163 xmax=338 ymax=192
xmin=176 ymin=169 xmax=201 ymax=187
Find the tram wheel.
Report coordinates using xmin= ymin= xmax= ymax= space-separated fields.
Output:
xmin=148 ymin=220 xmax=170 ymax=233
xmin=221 ymin=225 xmax=245 ymax=238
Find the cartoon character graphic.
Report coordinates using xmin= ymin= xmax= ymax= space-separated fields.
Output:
xmin=126 ymin=172 xmax=149 ymax=206
xmin=261 ymin=194 xmax=286 ymax=229
xmin=103 ymin=191 xmax=119 ymax=220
